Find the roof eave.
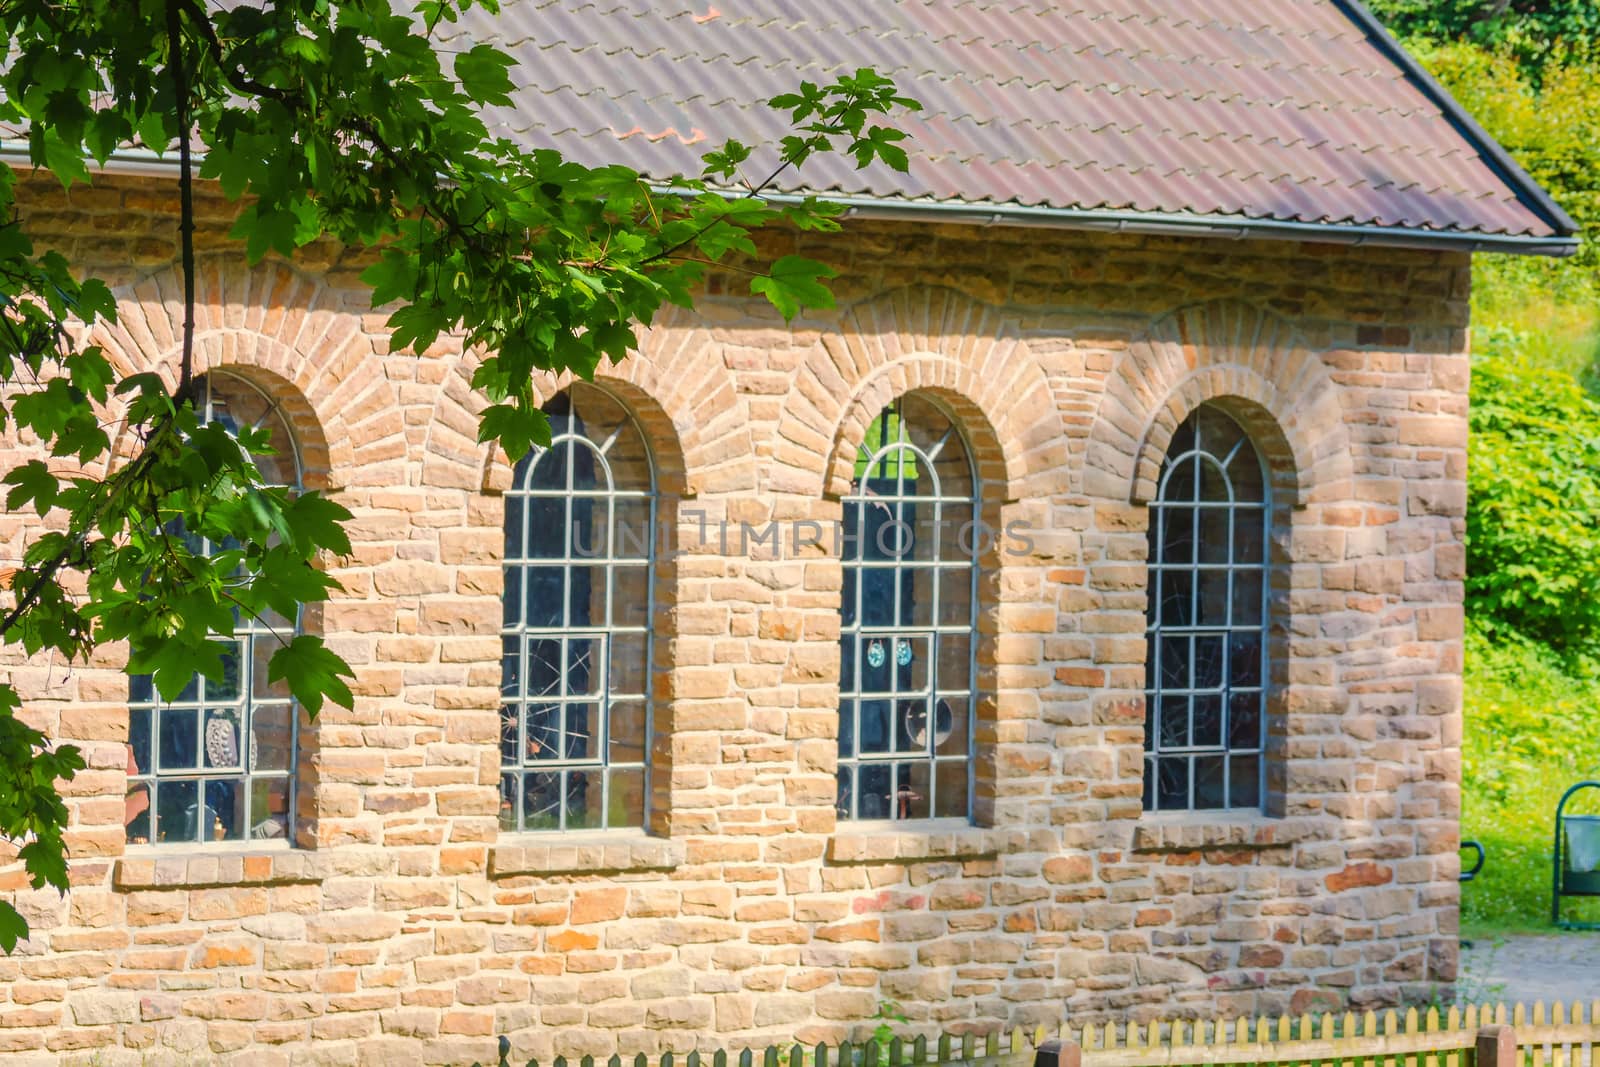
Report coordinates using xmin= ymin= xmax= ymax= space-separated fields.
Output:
xmin=747 ymin=190 xmax=1582 ymax=258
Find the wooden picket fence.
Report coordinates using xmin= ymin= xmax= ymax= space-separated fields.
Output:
xmin=498 ymin=1001 xmax=1600 ymax=1067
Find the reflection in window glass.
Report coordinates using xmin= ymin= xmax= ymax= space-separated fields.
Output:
xmin=500 ymin=385 xmax=654 ymax=832
xmin=1143 ymin=406 xmax=1269 ymax=812
xmin=125 ymin=372 xmax=300 ymax=846
xmin=837 ymin=395 xmax=977 ymax=823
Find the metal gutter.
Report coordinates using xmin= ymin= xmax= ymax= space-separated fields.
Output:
xmin=740 ymin=190 xmax=1580 ymax=258
xmin=0 ymin=141 xmax=181 ymax=179
xmin=6 ymin=142 xmax=1577 ymax=257
xmin=1332 ymin=0 xmax=1580 ymax=240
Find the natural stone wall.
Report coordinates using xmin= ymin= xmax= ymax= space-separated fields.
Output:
xmin=0 ymin=174 xmax=1468 ymax=1065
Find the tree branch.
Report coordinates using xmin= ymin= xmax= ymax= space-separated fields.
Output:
xmin=166 ymin=0 xmax=196 ymax=399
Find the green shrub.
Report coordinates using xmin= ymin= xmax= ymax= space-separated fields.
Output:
xmin=1403 ymin=40 xmax=1600 ymax=308
xmin=1466 ymin=347 xmax=1600 ymax=652
xmin=1371 ymin=1 xmax=1600 ymax=79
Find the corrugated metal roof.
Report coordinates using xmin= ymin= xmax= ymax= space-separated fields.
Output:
xmin=443 ymin=0 xmax=1575 ymax=247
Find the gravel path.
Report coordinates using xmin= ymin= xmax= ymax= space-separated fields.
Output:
xmin=1459 ymin=933 xmax=1600 ymax=1004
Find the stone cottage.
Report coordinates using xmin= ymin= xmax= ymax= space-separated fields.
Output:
xmin=0 ymin=1 xmax=1578 ymax=1064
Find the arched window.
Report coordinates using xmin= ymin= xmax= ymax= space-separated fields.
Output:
xmin=125 ymin=372 xmax=302 ymax=846
xmin=838 ymin=394 xmax=977 ymax=823
xmin=501 ymin=384 xmax=653 ymax=832
xmin=1144 ymin=405 xmax=1269 ymax=812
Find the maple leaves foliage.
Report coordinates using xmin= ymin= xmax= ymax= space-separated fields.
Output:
xmin=0 ymin=0 xmax=916 ymax=948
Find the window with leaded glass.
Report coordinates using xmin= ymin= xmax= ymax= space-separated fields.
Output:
xmin=500 ymin=384 xmax=653 ymax=833
xmin=837 ymin=394 xmax=977 ymax=823
xmin=1144 ymin=405 xmax=1269 ymax=812
xmin=125 ymin=372 xmax=301 ymax=846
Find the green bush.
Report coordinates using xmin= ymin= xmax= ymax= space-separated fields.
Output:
xmin=1467 ymin=346 xmax=1600 ymax=652
xmin=1371 ymin=1 xmax=1600 ymax=79
xmin=1404 ymin=40 xmax=1600 ymax=307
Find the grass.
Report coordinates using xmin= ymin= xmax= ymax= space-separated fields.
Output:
xmin=1461 ymin=624 xmax=1600 ymax=934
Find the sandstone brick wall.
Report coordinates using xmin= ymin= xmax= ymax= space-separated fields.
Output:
xmin=0 ymin=175 xmax=1469 ymax=1066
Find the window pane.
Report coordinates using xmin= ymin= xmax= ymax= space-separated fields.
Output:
xmin=608 ymin=701 xmax=646 ymax=766
xmin=564 ymin=703 xmax=599 ymax=761
xmin=566 ymin=769 xmax=604 ymax=831
xmin=1229 ymin=632 xmax=1263 ymax=688
xmin=156 ymin=778 xmax=199 ymax=845
xmin=210 ymin=644 xmax=243 ymax=701
xmin=1158 ymin=695 xmax=1188 ymax=748
xmin=125 ymin=783 xmax=152 ymax=845
xmin=1234 ymin=507 xmax=1266 ymax=561
xmin=523 ymin=497 xmax=565 ymax=559
xmin=207 ymin=779 xmax=244 ymax=842
xmin=1162 ymin=454 xmax=1196 ymax=502
xmin=609 ymin=767 xmax=646 ymax=829
xmin=938 ymin=566 xmax=974 ymax=627
xmin=1194 ymin=755 xmax=1227 ymax=808
xmin=1197 ymin=507 xmax=1230 ymax=564
xmin=203 ymin=711 xmax=241 ymax=770
xmin=858 ymin=699 xmax=892 ymax=754
xmin=1192 ymin=694 xmax=1223 ymax=748
xmin=857 ymin=763 xmax=893 ymax=821
xmin=129 ymin=708 xmax=152 ymax=776
xmin=895 ymin=762 xmax=930 ymax=821
xmin=608 ymin=631 xmax=649 ymax=698
xmin=158 ymin=709 xmax=199 ymax=772
xmin=937 ymin=504 xmax=975 ymax=562
xmin=1230 ymin=755 xmax=1261 ymax=808
xmin=1197 ymin=570 xmax=1230 ymax=627
xmin=524 ymin=704 xmax=559 ymax=762
xmin=1229 ymin=690 xmax=1263 ymax=750
xmin=523 ymin=567 xmax=564 ymax=628
xmin=1229 ymin=448 xmax=1267 ymax=504
xmin=1192 ymin=635 xmax=1224 ymax=690
xmin=937 ymin=633 xmax=970 ymax=692
xmin=1231 ymin=570 xmax=1264 ymax=627
xmin=251 ymin=776 xmax=291 ymax=840
xmin=1159 ymin=507 xmax=1194 ymax=565
xmin=933 ymin=698 xmax=966 ymax=756
xmin=612 ymin=565 xmax=651 ymax=629
xmin=521 ymin=771 xmax=562 ymax=831
xmin=503 ymin=492 xmax=528 ymax=560
xmin=1198 ymin=457 xmax=1231 ymax=502
xmin=612 ymin=499 xmax=652 ymax=562
xmin=1158 ymin=569 xmax=1193 ymax=628
xmin=250 ymin=704 xmax=294 ymax=772
xmin=933 ymin=761 xmax=968 ymax=819
xmin=838 ymin=700 xmax=858 ymax=758
xmin=1156 ymin=757 xmax=1188 ymax=810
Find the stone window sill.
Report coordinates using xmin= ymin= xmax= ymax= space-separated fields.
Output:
xmin=114 ymin=842 xmax=322 ymax=890
xmin=1131 ymin=811 xmax=1336 ymax=853
xmin=827 ymin=819 xmax=1008 ymax=864
xmin=488 ymin=833 xmax=686 ymax=877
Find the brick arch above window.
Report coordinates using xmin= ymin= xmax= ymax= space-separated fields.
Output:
xmin=422 ymin=306 xmax=740 ymax=498
xmin=1084 ymin=299 xmax=1355 ymax=508
xmin=86 ymin=257 xmax=398 ymax=491
xmin=778 ymin=287 xmax=1065 ymax=502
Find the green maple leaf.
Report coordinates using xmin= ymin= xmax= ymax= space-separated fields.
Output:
xmin=750 ymin=256 xmax=838 ymax=321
